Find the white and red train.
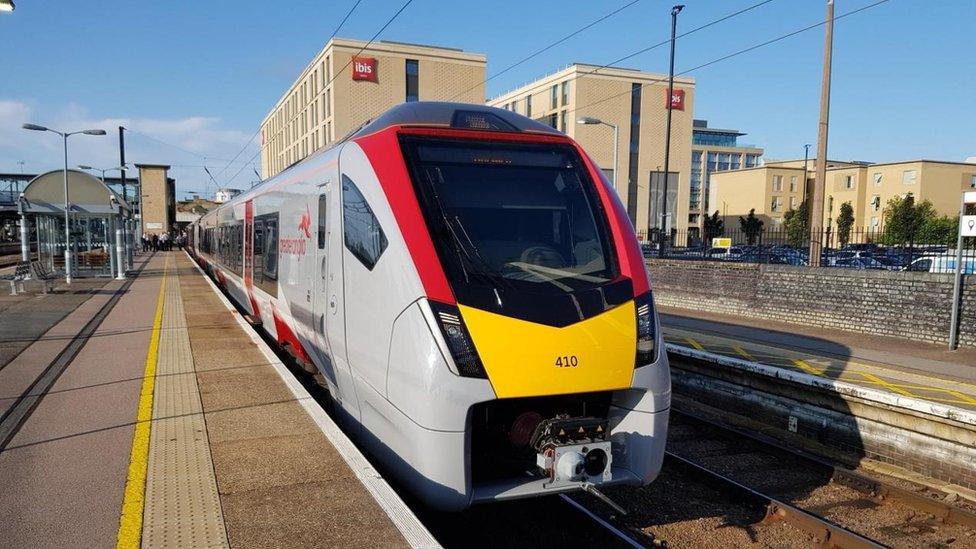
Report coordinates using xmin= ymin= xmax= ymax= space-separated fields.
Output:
xmin=188 ymin=102 xmax=670 ymax=510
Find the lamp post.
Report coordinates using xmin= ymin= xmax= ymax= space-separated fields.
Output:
xmin=660 ymin=4 xmax=684 ymax=257
xmin=22 ymin=124 xmax=106 ymax=283
xmin=576 ymin=117 xmax=619 ymax=191
xmin=802 ymin=143 xmax=811 ymax=201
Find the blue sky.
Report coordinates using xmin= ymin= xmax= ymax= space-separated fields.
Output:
xmin=2 ymin=0 xmax=973 ymax=197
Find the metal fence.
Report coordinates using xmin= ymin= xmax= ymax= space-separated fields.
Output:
xmin=636 ymin=227 xmax=976 ymax=272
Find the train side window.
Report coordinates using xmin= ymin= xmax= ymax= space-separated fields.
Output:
xmin=342 ymin=175 xmax=387 ymax=270
xmin=253 ymin=220 xmax=265 ymax=284
xmin=264 ymin=217 xmax=278 ymax=281
xmin=318 ymin=194 xmax=327 ymax=249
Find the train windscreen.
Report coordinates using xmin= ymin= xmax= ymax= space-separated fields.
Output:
xmin=401 ymin=137 xmax=619 ymax=295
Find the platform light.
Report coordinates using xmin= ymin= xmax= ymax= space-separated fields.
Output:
xmin=0 ymin=1 xmax=15 ymax=13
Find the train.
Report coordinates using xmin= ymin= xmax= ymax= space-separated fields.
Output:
xmin=187 ymin=102 xmax=670 ymax=511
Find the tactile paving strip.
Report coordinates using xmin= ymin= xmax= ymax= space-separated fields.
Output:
xmin=142 ymin=268 xmax=229 ymax=548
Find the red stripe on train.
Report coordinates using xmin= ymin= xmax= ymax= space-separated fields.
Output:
xmin=354 ymin=127 xmax=456 ymax=304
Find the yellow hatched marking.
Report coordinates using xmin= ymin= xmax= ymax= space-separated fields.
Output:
xmin=792 ymin=358 xmax=825 ymax=376
xmin=117 ymin=257 xmax=168 ymax=549
xmin=685 ymin=337 xmax=706 ymax=351
xmin=947 ymin=390 xmax=976 ymax=405
xmin=733 ymin=346 xmax=756 ymax=362
xmin=859 ymin=372 xmax=913 ymax=397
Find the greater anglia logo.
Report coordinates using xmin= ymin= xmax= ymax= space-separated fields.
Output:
xmin=281 ymin=206 xmax=312 ymax=257
xmin=298 ymin=205 xmax=312 ymax=238
xmin=352 ymin=56 xmax=378 ymax=82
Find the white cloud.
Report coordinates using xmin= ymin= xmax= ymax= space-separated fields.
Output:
xmin=1 ymin=99 xmax=260 ymax=197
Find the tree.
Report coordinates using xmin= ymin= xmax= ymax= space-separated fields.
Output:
xmin=881 ymin=195 xmax=957 ymax=246
xmin=738 ymin=209 xmax=764 ymax=245
xmin=783 ymin=200 xmax=809 ymax=248
xmin=703 ymin=210 xmax=724 ymax=243
xmin=836 ymin=202 xmax=855 ymax=247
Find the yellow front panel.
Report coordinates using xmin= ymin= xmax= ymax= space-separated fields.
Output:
xmin=459 ymin=302 xmax=636 ymax=399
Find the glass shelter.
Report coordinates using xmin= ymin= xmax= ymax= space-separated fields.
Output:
xmin=19 ymin=169 xmax=131 ymax=278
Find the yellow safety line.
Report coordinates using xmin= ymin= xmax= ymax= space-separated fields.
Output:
xmin=733 ymin=346 xmax=756 ymax=362
xmin=791 ymin=358 xmax=825 ymax=376
xmin=684 ymin=337 xmax=706 ymax=351
xmin=948 ymin=390 xmax=976 ymax=405
xmin=859 ymin=372 xmax=913 ymax=397
xmin=116 ymin=257 xmax=167 ymax=549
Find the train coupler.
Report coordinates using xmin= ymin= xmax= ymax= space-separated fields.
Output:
xmin=532 ymin=415 xmax=612 ymax=489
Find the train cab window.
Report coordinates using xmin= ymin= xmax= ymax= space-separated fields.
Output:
xmin=318 ymin=194 xmax=327 ymax=249
xmin=342 ymin=175 xmax=387 ymax=270
xmin=400 ymin=138 xmax=618 ymax=295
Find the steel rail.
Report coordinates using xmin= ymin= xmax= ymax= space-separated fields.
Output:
xmin=665 ymin=451 xmax=884 ymax=549
xmin=671 ymin=407 xmax=976 ymax=531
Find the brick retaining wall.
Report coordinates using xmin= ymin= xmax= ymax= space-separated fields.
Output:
xmin=647 ymin=259 xmax=976 ymax=348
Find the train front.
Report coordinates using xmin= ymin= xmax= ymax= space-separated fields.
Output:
xmin=361 ymin=105 xmax=670 ymax=510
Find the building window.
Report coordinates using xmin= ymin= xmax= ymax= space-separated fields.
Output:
xmin=561 ymin=81 xmax=569 ymax=106
xmin=902 ymin=170 xmax=917 ymax=184
xmin=707 ymin=152 xmax=717 ymax=171
xmin=871 ymin=216 xmax=879 ymax=228
xmin=543 ymin=113 xmax=557 ymax=129
xmin=772 ymin=175 xmax=783 ymax=192
xmin=872 ymin=195 xmax=881 ymax=211
xmin=873 ymin=172 xmax=882 ymax=187
xmin=626 ymin=82 xmax=642 ymax=224
xmin=525 ymin=96 xmax=532 ymax=118
xmin=342 ymin=175 xmax=387 ymax=270
xmin=970 ymin=174 xmax=976 ymax=189
xmin=405 ymin=59 xmax=419 ymax=102
xmin=550 ymin=85 xmax=558 ymax=109
xmin=560 ymin=111 xmax=567 ymax=134
xmin=845 ymin=175 xmax=855 ymax=189
xmin=771 ymin=196 xmax=783 ymax=212
xmin=731 ymin=154 xmax=741 ymax=170
xmin=789 ymin=196 xmax=797 ymax=209
xmin=790 ymin=176 xmax=797 ymax=192
xmin=717 ymin=153 xmax=730 ymax=171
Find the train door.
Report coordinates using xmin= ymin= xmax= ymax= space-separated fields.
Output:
xmin=312 ymin=180 xmax=353 ymax=411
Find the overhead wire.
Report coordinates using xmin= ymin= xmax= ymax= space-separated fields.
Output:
xmin=214 ymin=0 xmax=369 ymax=182
xmin=449 ymin=0 xmax=646 ymax=101
xmin=232 ymin=0 xmax=415 ymax=185
xmin=489 ymin=0 xmax=776 ymax=106
xmin=563 ymin=0 xmax=891 ymax=118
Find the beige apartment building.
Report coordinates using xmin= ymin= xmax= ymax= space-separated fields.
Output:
xmin=260 ymin=38 xmax=487 ymax=178
xmin=711 ymin=158 xmax=976 ymax=232
xmin=488 ymin=64 xmax=695 ymax=238
xmin=820 ymin=160 xmax=976 ymax=232
xmin=708 ymin=164 xmax=809 ymax=229
xmin=137 ymin=164 xmax=175 ymax=235
xmin=690 ymin=119 xmax=763 ymax=238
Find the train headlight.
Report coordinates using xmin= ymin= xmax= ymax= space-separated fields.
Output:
xmin=635 ymin=292 xmax=656 ymax=367
xmin=428 ymin=301 xmax=488 ymax=378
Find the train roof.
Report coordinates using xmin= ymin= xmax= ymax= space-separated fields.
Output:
xmin=351 ymin=102 xmax=563 ymax=140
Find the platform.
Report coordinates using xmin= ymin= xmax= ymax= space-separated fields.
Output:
xmin=661 ymin=307 xmax=976 ymax=411
xmin=0 ymin=251 xmax=435 ymax=548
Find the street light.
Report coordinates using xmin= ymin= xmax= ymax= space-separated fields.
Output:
xmin=576 ymin=117 xmax=619 ymax=191
xmin=22 ymin=123 xmax=107 ymax=283
xmin=659 ymin=4 xmax=684 ymax=257
xmin=78 ymin=164 xmax=129 ymax=183
xmin=0 ymin=1 xmax=15 ymax=13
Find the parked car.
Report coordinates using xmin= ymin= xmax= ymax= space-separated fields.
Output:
xmin=708 ymin=246 xmax=745 ymax=261
xmin=904 ymin=255 xmax=976 ymax=274
xmin=833 ymin=257 xmax=887 ymax=269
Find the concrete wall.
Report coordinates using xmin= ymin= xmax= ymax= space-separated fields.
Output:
xmin=648 ymin=259 xmax=976 ymax=347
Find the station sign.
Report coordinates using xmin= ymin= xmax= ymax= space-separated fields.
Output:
xmin=664 ymin=88 xmax=685 ymax=110
xmin=352 ymin=56 xmax=378 ymax=82
xmin=962 ymin=216 xmax=976 ymax=237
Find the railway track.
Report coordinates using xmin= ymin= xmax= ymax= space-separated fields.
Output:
xmin=665 ymin=408 xmax=976 ymax=548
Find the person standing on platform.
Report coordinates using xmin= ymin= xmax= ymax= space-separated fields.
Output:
xmin=151 ymin=233 xmax=159 ymax=252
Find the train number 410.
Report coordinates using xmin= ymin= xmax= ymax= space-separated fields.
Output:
xmin=555 ymin=355 xmax=579 ymax=367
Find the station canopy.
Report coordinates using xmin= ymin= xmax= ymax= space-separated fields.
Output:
xmin=21 ymin=169 xmax=130 ymax=214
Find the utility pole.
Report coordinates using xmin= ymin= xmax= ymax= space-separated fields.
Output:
xmin=660 ymin=4 xmax=684 ymax=257
xmin=119 ymin=126 xmax=133 ymax=270
xmin=809 ymin=0 xmax=834 ymax=267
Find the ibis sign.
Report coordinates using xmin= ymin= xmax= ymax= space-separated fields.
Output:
xmin=352 ymin=57 xmax=378 ymax=82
